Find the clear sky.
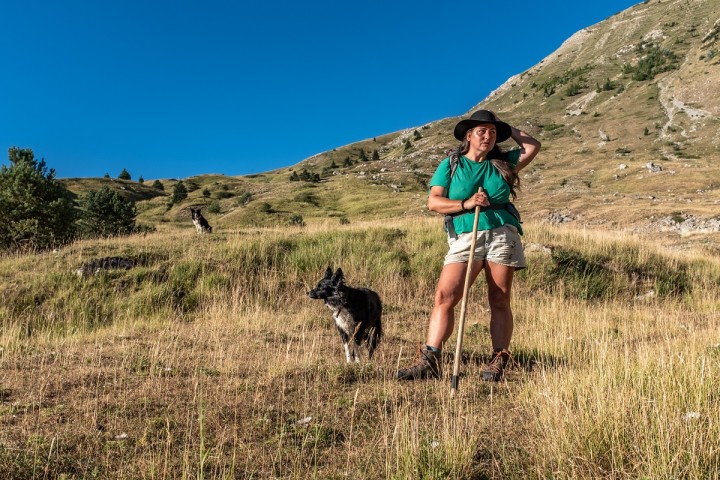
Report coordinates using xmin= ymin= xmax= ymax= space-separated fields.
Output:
xmin=1 ymin=0 xmax=639 ymax=180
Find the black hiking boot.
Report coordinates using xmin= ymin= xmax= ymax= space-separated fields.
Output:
xmin=481 ymin=349 xmax=511 ymax=382
xmin=396 ymin=346 xmax=442 ymax=380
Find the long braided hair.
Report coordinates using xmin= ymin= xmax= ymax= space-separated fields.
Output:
xmin=453 ymin=138 xmax=520 ymax=200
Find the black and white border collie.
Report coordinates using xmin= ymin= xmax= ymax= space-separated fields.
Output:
xmin=308 ymin=267 xmax=382 ymax=363
xmin=190 ymin=208 xmax=212 ymax=234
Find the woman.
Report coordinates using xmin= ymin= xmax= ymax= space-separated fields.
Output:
xmin=397 ymin=110 xmax=541 ymax=382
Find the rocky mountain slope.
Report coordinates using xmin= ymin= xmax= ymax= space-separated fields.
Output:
xmin=62 ymin=0 xmax=720 ymax=249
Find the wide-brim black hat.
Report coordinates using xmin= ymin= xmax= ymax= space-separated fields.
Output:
xmin=453 ymin=110 xmax=511 ymax=142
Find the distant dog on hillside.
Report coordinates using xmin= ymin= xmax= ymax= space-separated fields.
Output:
xmin=308 ymin=267 xmax=382 ymax=363
xmin=190 ymin=208 xmax=212 ymax=234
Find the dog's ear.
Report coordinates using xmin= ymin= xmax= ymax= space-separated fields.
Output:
xmin=331 ymin=268 xmax=344 ymax=284
xmin=324 ymin=266 xmax=333 ymax=278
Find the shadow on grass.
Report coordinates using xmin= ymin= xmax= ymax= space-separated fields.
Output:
xmin=450 ymin=346 xmax=568 ymax=374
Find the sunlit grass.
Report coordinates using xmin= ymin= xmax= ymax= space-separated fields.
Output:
xmin=0 ymin=218 xmax=718 ymax=478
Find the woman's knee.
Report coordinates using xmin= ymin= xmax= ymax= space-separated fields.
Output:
xmin=488 ymin=288 xmax=511 ymax=311
xmin=434 ymin=287 xmax=461 ymax=309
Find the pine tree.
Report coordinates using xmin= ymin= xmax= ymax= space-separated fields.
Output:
xmin=78 ymin=186 xmax=137 ymax=237
xmin=118 ymin=168 xmax=131 ymax=180
xmin=152 ymin=180 xmax=164 ymax=190
xmin=171 ymin=181 xmax=188 ymax=204
xmin=372 ymin=150 xmax=380 ymax=161
xmin=0 ymin=147 xmax=77 ymax=250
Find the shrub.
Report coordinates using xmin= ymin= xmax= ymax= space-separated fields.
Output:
xmin=289 ymin=214 xmax=305 ymax=227
xmin=207 ymin=200 xmax=221 ymax=214
xmin=78 ymin=186 xmax=137 ymax=238
xmin=565 ymin=83 xmax=583 ymax=96
xmin=0 ymin=147 xmax=77 ymax=250
xmin=295 ymin=191 xmax=319 ymax=206
xmin=616 ymin=147 xmax=632 ymax=155
xmin=171 ymin=181 xmax=188 ymax=204
xmin=152 ymin=180 xmax=164 ymax=190
xmin=623 ymin=44 xmax=679 ymax=81
xmin=237 ymin=192 xmax=252 ymax=205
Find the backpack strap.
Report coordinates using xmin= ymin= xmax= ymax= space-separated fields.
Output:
xmin=444 ymin=149 xmax=462 ymax=239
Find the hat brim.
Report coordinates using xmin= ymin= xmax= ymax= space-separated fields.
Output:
xmin=453 ymin=119 xmax=512 ymax=143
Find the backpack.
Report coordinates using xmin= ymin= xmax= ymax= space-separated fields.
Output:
xmin=442 ymin=149 xmax=521 ymax=239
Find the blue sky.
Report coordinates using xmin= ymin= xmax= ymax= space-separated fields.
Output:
xmin=1 ymin=0 xmax=639 ymax=180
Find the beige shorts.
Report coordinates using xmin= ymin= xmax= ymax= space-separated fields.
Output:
xmin=444 ymin=224 xmax=526 ymax=269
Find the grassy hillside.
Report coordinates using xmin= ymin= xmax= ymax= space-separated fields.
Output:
xmin=1 ymin=219 xmax=719 ymax=478
xmin=60 ymin=0 xmax=720 ymax=253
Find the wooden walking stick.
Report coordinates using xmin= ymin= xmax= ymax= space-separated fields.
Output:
xmin=450 ymin=187 xmax=483 ymax=397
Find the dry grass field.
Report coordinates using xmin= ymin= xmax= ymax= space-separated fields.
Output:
xmin=1 ymin=218 xmax=718 ymax=479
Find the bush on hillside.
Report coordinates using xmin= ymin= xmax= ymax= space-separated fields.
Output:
xmin=0 ymin=147 xmax=77 ymax=251
xmin=237 ymin=192 xmax=252 ymax=205
xmin=207 ymin=200 xmax=221 ymax=214
xmin=290 ymin=169 xmax=321 ymax=183
xmin=171 ymin=181 xmax=188 ymax=204
xmin=622 ymin=44 xmax=679 ymax=81
xmin=288 ymin=214 xmax=305 ymax=227
xmin=77 ymin=186 xmax=137 ymax=238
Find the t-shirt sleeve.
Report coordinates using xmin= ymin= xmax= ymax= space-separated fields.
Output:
xmin=507 ymin=148 xmax=521 ymax=167
xmin=428 ymin=158 xmax=452 ymax=190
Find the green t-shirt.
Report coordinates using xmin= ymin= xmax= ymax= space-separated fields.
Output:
xmin=429 ymin=148 xmax=523 ymax=235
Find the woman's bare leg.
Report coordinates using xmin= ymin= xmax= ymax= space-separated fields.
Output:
xmin=426 ymin=260 xmax=484 ymax=349
xmin=484 ymin=261 xmax=515 ymax=350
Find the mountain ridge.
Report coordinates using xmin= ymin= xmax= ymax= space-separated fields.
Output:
xmin=62 ymin=0 xmax=720 ymax=250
